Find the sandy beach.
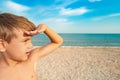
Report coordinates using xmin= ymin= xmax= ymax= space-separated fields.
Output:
xmin=36 ymin=47 xmax=120 ymax=80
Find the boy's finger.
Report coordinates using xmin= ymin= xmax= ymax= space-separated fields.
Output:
xmin=24 ymin=31 xmax=30 ymax=34
xmin=38 ymin=30 xmax=44 ymax=33
xmin=24 ymin=31 xmax=36 ymax=36
xmin=24 ymin=30 xmax=43 ymax=36
xmin=30 ymin=30 xmax=37 ymax=34
xmin=38 ymin=28 xmax=45 ymax=33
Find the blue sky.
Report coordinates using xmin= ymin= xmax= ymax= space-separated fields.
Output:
xmin=0 ymin=0 xmax=120 ymax=33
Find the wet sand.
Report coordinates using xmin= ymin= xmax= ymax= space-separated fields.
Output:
xmin=36 ymin=47 xmax=120 ymax=80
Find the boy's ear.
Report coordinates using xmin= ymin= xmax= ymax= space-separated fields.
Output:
xmin=0 ymin=39 xmax=8 ymax=52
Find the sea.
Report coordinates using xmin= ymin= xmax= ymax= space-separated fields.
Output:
xmin=32 ymin=33 xmax=120 ymax=47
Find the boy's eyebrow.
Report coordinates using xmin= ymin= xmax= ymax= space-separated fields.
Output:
xmin=22 ymin=37 xmax=32 ymax=41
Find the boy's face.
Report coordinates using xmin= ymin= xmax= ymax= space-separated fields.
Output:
xmin=5 ymin=29 xmax=33 ymax=61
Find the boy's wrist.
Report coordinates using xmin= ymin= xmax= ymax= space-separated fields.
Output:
xmin=37 ymin=24 xmax=47 ymax=33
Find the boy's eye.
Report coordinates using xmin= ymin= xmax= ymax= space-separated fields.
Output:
xmin=22 ymin=38 xmax=31 ymax=42
xmin=24 ymin=40 xmax=28 ymax=42
xmin=23 ymin=39 xmax=30 ymax=42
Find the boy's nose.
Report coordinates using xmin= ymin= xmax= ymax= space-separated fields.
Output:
xmin=27 ymin=43 xmax=33 ymax=49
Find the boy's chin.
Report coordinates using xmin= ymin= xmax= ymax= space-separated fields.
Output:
xmin=22 ymin=57 xmax=28 ymax=61
xmin=16 ymin=57 xmax=28 ymax=62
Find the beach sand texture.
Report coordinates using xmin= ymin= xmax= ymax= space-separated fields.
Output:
xmin=36 ymin=47 xmax=120 ymax=80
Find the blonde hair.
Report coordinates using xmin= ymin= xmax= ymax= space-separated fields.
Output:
xmin=0 ymin=13 xmax=36 ymax=43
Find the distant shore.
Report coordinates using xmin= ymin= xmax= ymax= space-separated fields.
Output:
xmin=36 ymin=47 xmax=120 ymax=80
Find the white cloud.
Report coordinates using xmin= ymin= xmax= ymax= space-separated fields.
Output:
xmin=109 ymin=13 xmax=120 ymax=17
xmin=92 ymin=13 xmax=120 ymax=21
xmin=88 ymin=0 xmax=102 ymax=2
xmin=54 ymin=18 xmax=68 ymax=22
xmin=60 ymin=7 xmax=91 ymax=16
xmin=40 ymin=18 xmax=70 ymax=23
xmin=5 ymin=1 xmax=30 ymax=12
xmin=54 ymin=0 xmax=78 ymax=8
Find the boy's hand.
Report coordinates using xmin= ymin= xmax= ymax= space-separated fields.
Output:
xmin=24 ymin=24 xmax=46 ymax=36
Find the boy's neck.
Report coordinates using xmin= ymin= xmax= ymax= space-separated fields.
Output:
xmin=0 ymin=53 xmax=19 ymax=67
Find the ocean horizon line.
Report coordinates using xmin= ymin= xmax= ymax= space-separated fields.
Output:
xmin=57 ymin=33 xmax=120 ymax=34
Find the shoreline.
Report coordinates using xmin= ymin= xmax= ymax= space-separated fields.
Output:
xmin=34 ymin=46 xmax=120 ymax=48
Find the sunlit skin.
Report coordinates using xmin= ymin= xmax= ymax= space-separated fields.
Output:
xmin=0 ymin=24 xmax=63 ymax=80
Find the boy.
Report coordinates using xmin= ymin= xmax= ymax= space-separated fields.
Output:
xmin=0 ymin=13 xmax=63 ymax=80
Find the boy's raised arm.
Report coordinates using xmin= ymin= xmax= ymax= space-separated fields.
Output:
xmin=25 ymin=24 xmax=63 ymax=62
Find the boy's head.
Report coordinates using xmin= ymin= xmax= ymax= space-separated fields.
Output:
xmin=0 ymin=13 xmax=36 ymax=61
xmin=0 ymin=12 xmax=36 ymax=43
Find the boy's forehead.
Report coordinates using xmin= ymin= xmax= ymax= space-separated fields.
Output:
xmin=14 ymin=29 xmax=31 ymax=39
